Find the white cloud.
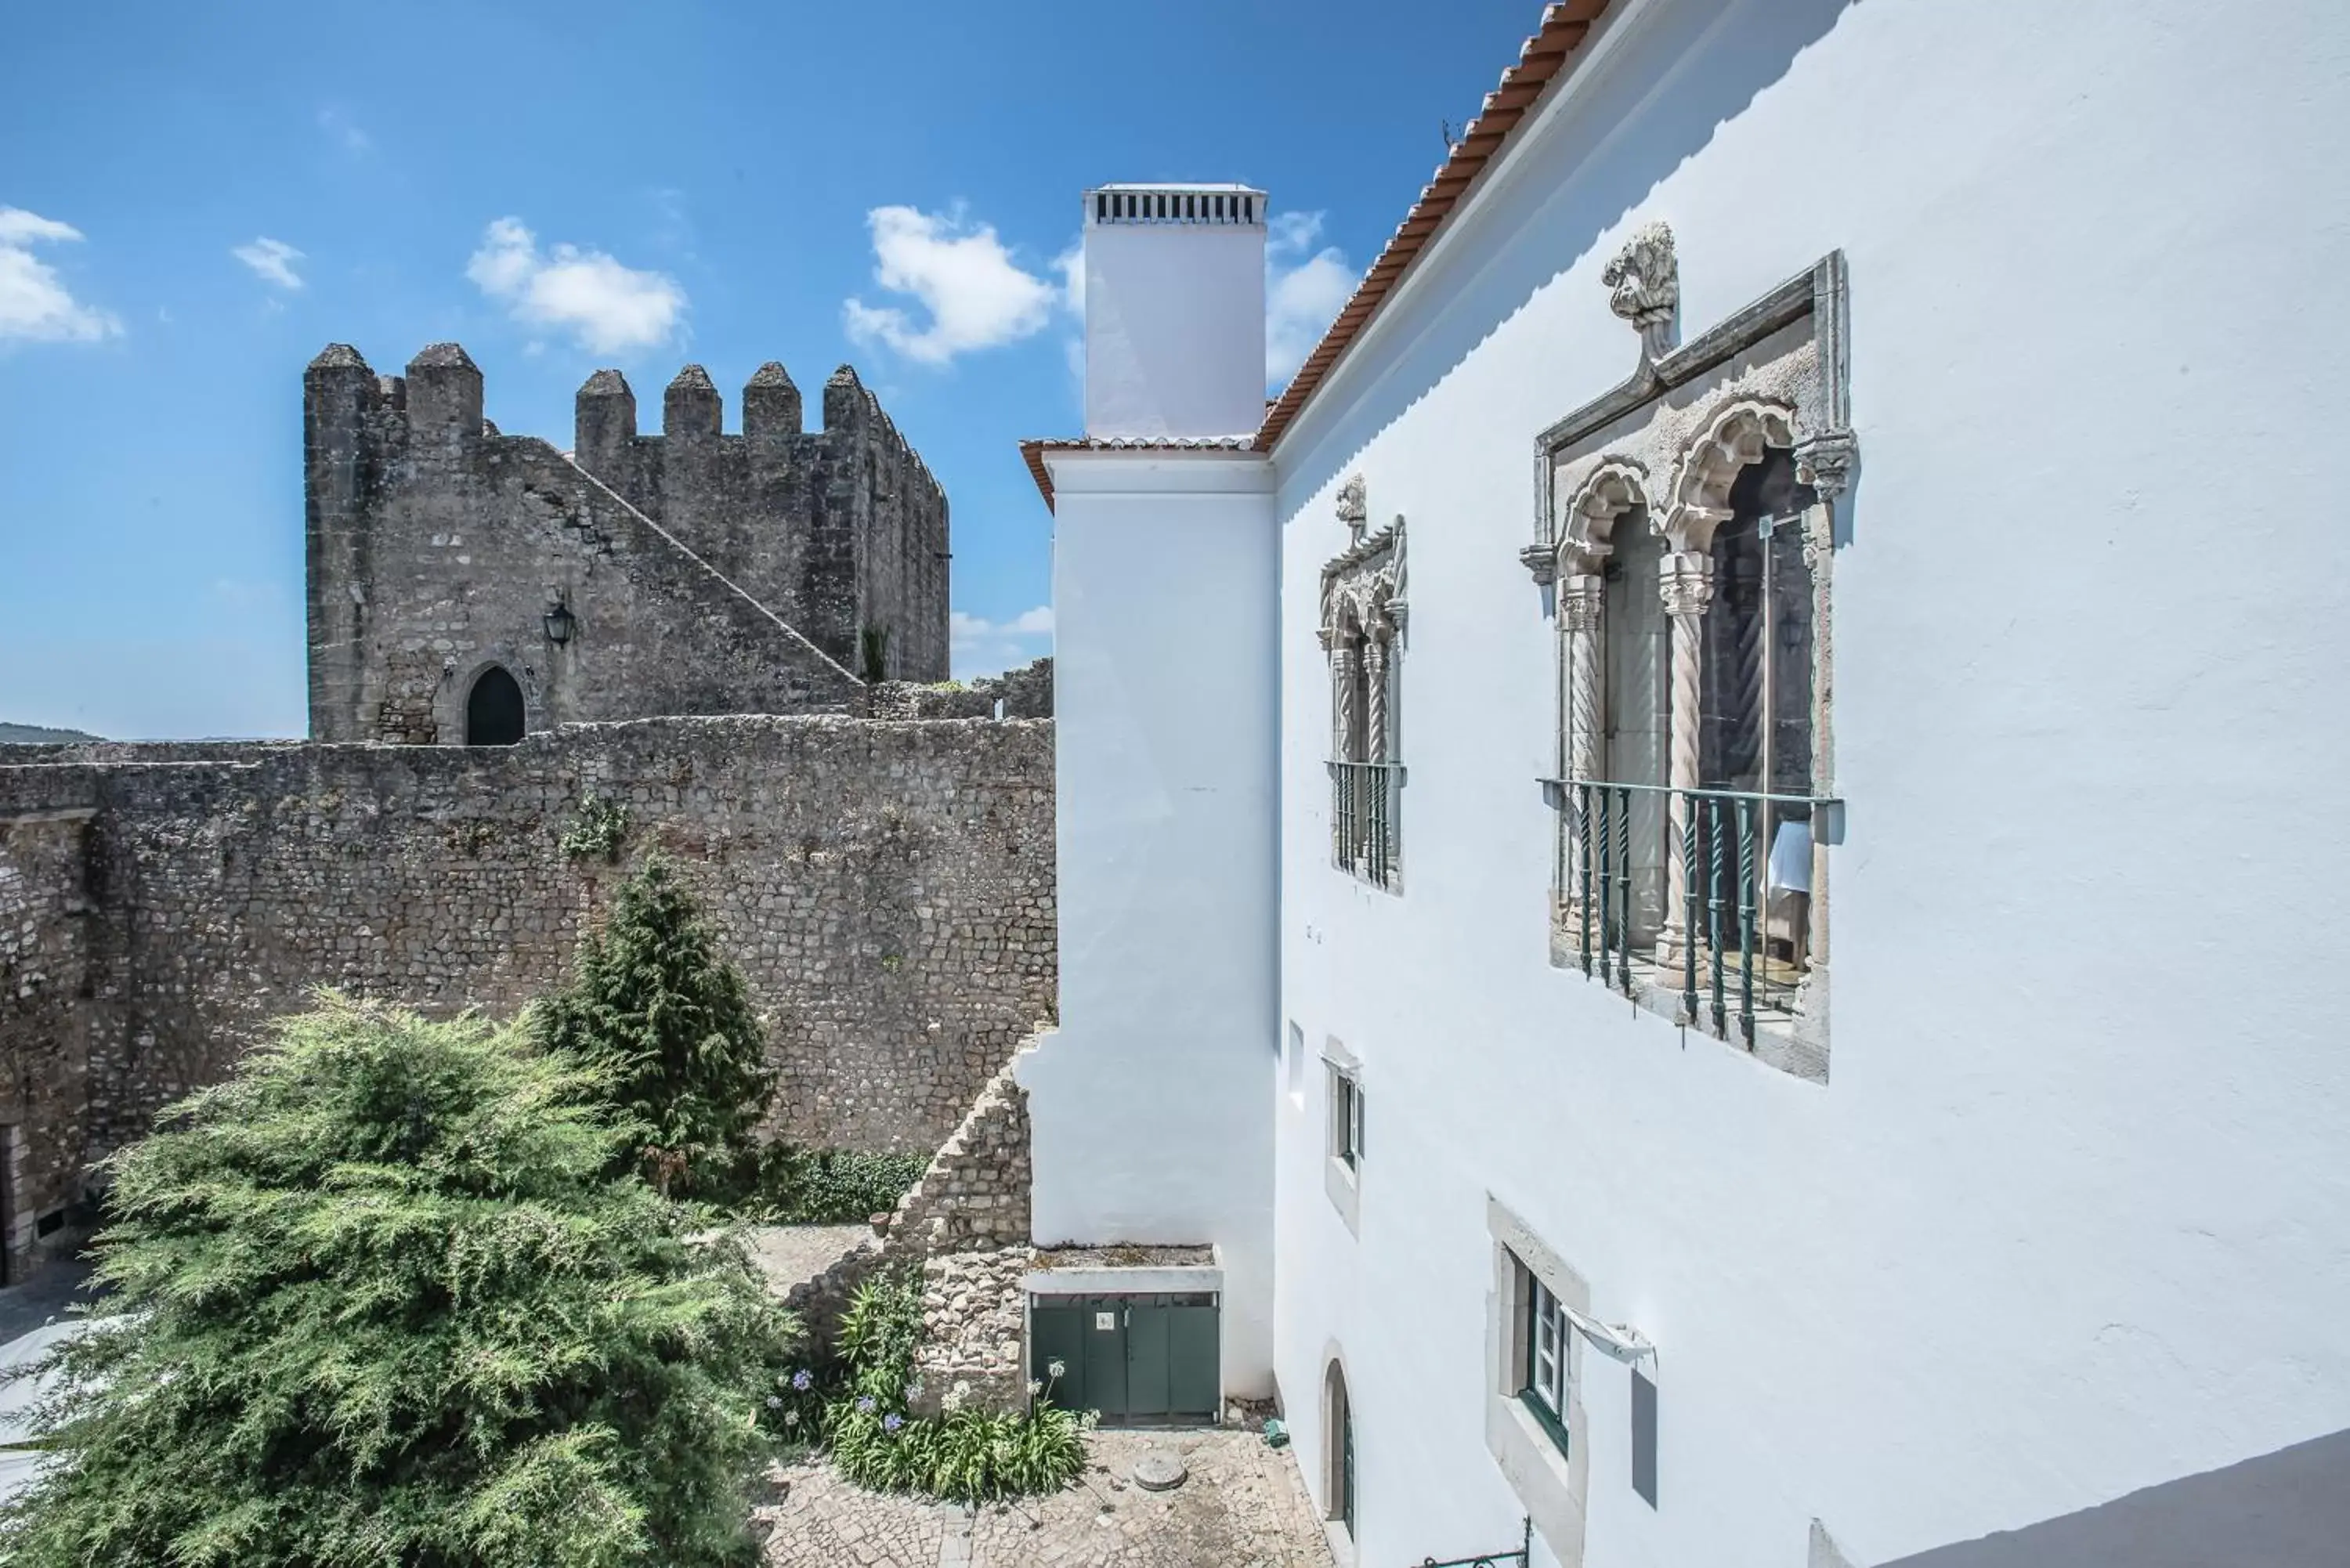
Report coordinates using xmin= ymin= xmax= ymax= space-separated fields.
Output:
xmin=0 ymin=207 xmax=121 ymax=343
xmin=950 ymin=605 xmax=1054 ymax=681
xmin=231 ymin=237 xmax=304 ymax=290
xmin=466 ymin=217 xmax=685 ymax=354
xmin=1264 ymin=210 xmax=1358 ymax=390
xmin=844 ymin=205 xmax=1058 ymax=367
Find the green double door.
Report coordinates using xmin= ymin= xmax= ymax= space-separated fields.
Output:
xmin=1030 ymin=1293 xmax=1219 ymax=1423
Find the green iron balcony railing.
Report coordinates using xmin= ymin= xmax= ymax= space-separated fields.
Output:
xmin=1329 ymin=760 xmax=1404 ymax=890
xmin=1541 ymin=777 xmax=1836 ymax=1045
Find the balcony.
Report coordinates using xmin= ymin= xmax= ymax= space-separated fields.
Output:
xmin=1542 ymin=777 xmax=1832 ymax=1050
xmin=1329 ymin=761 xmax=1403 ymax=891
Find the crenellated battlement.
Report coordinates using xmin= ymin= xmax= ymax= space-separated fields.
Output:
xmin=303 ymin=341 xmax=952 ymax=742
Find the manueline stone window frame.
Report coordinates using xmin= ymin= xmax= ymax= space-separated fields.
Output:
xmin=1521 ymin=230 xmax=1857 ymax=1084
xmin=1320 ymin=474 xmax=1407 ymax=893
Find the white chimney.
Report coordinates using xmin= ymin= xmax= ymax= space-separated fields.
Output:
xmin=1083 ymin=184 xmax=1267 ymax=439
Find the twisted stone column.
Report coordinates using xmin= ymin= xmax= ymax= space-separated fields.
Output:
xmin=1364 ymin=637 xmax=1390 ymax=764
xmin=1656 ymin=551 xmax=1714 ymax=968
xmin=1559 ymin=576 xmax=1606 ymax=929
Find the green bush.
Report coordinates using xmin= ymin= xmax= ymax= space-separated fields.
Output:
xmin=820 ymin=1269 xmax=1088 ymax=1504
xmin=750 ymin=1147 xmax=927 ymax=1225
xmin=0 ymin=995 xmax=795 ymax=1568
xmin=533 ymin=858 xmax=775 ymax=1202
xmin=557 ymin=796 xmax=629 ymax=862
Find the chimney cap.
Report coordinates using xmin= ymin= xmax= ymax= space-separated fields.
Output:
xmin=1086 ymin=181 xmax=1266 ymax=195
xmin=1086 ymin=183 xmax=1268 ymax=226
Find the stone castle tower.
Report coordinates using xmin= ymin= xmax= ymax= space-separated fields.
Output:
xmin=305 ymin=343 xmax=949 ymax=744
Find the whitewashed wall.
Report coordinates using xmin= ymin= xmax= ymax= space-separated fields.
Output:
xmin=1019 ymin=449 xmax=1282 ymax=1396
xmin=1271 ymin=1 xmax=2350 ymax=1566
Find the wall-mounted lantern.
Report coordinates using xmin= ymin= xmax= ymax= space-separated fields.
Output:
xmin=543 ymin=598 xmax=577 ymax=646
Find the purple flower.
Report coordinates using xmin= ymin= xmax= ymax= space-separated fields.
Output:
xmin=791 ymin=1369 xmax=813 ymax=1392
xmin=883 ymin=1413 xmax=904 ymax=1433
xmin=856 ymin=1395 xmax=876 ymax=1414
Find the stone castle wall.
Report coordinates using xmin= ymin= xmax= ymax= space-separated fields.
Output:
xmin=0 ymin=716 xmax=1055 ymax=1264
xmin=869 ymin=658 xmax=1054 ymax=722
xmin=575 ymin=361 xmax=949 ymax=683
xmin=306 ymin=345 xmax=949 ymax=746
xmin=0 ymin=807 xmax=96 ymax=1274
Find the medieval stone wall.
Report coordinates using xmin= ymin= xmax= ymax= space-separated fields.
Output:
xmin=869 ymin=658 xmax=1054 ymax=722
xmin=0 ymin=806 xmax=97 ymax=1270
xmin=306 ymin=345 xmax=883 ymax=744
xmin=0 ymin=717 xmax=1055 ymax=1236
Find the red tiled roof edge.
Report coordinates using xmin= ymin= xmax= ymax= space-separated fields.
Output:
xmin=1253 ymin=0 xmax=1611 ymax=456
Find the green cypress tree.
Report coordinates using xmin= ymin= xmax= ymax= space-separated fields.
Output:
xmin=0 ymin=995 xmax=793 ymax=1568
xmin=533 ymin=857 xmax=776 ymax=1202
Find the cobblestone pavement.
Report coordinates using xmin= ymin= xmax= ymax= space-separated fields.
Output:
xmin=757 ymin=1427 xmax=1335 ymax=1567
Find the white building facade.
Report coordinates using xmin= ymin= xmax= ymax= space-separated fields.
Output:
xmin=1027 ymin=1 xmax=2350 ymax=1563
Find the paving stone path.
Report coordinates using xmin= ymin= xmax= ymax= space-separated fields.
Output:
xmin=757 ymin=1428 xmax=1335 ymax=1567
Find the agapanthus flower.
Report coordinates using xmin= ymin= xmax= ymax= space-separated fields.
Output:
xmin=785 ymin=1410 xmax=801 ymax=1428
xmin=791 ymin=1368 xmax=814 ymax=1392
xmin=883 ymin=1413 xmax=904 ymax=1433
xmin=1047 ymin=1359 xmax=1067 ymax=1380
xmin=765 ymin=1395 xmax=783 ymax=1409
xmin=856 ymin=1395 xmax=876 ymax=1413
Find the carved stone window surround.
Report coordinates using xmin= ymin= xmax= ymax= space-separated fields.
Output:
xmin=1322 ymin=476 xmax=1407 ymax=893
xmin=1525 ymin=242 xmax=1856 ymax=1084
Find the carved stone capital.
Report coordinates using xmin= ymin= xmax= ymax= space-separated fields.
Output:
xmin=1603 ymin=221 xmax=1678 ymax=362
xmin=1794 ymin=428 xmax=1859 ymax=501
xmin=1518 ymin=541 xmax=1560 ymax=587
xmin=1658 ymin=551 xmax=1716 ymax=619
xmin=1657 ymin=501 xmax=1734 ymax=556
xmin=1383 ymin=597 xmax=1408 ymax=638
xmin=1560 ymin=575 xmax=1606 ymax=633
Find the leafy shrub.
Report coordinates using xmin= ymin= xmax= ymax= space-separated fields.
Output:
xmin=819 ymin=1269 xmax=1087 ymax=1504
xmin=533 ymin=858 xmax=775 ymax=1201
xmin=750 ymin=1147 xmax=927 ymax=1224
xmin=558 ymin=795 xmax=630 ymax=862
xmin=0 ymin=995 xmax=795 ymax=1568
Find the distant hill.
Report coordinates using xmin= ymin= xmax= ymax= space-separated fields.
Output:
xmin=0 ymin=722 xmax=99 ymax=746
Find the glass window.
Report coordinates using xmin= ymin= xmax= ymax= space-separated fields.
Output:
xmin=1333 ymin=1072 xmax=1363 ymax=1168
xmin=1522 ymin=1266 xmax=1571 ymax=1451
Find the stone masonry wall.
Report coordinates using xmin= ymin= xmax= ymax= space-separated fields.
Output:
xmin=0 ymin=807 xmax=98 ymax=1271
xmin=870 ymin=659 xmax=1054 ymax=722
xmin=0 ymin=717 xmax=1055 ymax=1203
xmin=306 ymin=345 xmax=869 ymax=745
xmin=574 ymin=360 xmax=949 ymax=683
xmin=882 ymin=1058 xmax=1034 ymax=1258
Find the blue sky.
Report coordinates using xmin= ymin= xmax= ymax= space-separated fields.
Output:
xmin=1 ymin=0 xmax=1545 ymax=737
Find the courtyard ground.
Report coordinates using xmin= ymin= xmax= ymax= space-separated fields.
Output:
xmin=756 ymin=1426 xmax=1335 ymax=1568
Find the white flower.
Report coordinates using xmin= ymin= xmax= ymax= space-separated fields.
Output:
xmin=766 ymin=1395 xmax=783 ymax=1409
xmin=1026 ymin=1379 xmax=1043 ymax=1397
xmin=785 ymin=1410 xmax=801 ymax=1428
xmin=1047 ymin=1359 xmax=1067 ymax=1380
